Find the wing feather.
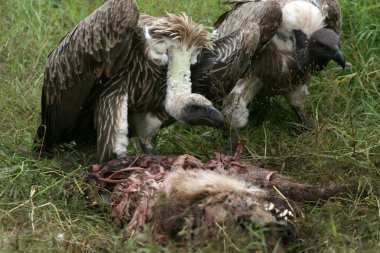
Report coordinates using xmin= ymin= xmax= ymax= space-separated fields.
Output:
xmin=191 ymin=23 xmax=260 ymax=99
xmin=320 ymin=0 xmax=342 ymax=33
xmin=95 ymin=81 xmax=127 ymax=161
xmin=38 ymin=0 xmax=139 ymax=150
xmin=192 ymin=1 xmax=282 ymax=100
xmin=214 ymin=0 xmax=254 ymax=29
xmin=216 ymin=0 xmax=282 ymax=40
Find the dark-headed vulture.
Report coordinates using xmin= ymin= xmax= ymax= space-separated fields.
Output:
xmin=216 ymin=0 xmax=345 ymax=131
xmin=35 ymin=0 xmax=224 ymax=161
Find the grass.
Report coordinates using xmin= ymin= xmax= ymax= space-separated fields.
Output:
xmin=0 ymin=0 xmax=379 ymax=252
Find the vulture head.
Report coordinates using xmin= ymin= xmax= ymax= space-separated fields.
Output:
xmin=306 ymin=28 xmax=345 ymax=72
xmin=171 ymin=94 xmax=224 ymax=128
xmin=146 ymin=14 xmax=224 ymax=128
xmin=280 ymin=1 xmax=345 ymax=74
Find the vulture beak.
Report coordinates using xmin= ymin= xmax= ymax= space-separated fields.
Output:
xmin=332 ymin=45 xmax=345 ymax=69
xmin=181 ymin=105 xmax=224 ymax=128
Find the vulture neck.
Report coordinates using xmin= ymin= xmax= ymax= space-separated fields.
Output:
xmin=164 ymin=47 xmax=193 ymax=119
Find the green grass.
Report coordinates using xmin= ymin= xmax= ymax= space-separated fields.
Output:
xmin=1 ymin=0 xmax=379 ymax=252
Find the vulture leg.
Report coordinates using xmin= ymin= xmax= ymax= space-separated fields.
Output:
xmin=285 ymin=84 xmax=314 ymax=130
xmin=96 ymin=85 xmax=129 ymax=162
xmin=223 ymin=75 xmax=263 ymax=152
xmin=225 ymin=128 xmax=239 ymax=156
xmin=130 ymin=112 xmax=162 ymax=154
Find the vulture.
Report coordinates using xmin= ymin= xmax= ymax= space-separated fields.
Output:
xmin=35 ymin=0 xmax=224 ymax=161
xmin=216 ymin=0 xmax=345 ymax=131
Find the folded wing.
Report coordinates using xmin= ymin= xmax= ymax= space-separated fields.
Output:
xmin=37 ymin=0 xmax=140 ymax=150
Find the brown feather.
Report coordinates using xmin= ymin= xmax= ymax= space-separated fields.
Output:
xmin=38 ymin=0 xmax=139 ymax=151
xmin=148 ymin=13 xmax=213 ymax=51
xmin=320 ymin=0 xmax=342 ymax=33
xmin=201 ymin=0 xmax=281 ymax=96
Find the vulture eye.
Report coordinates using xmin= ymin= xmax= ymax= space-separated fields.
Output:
xmin=192 ymin=105 xmax=201 ymax=111
xmin=317 ymin=41 xmax=329 ymax=49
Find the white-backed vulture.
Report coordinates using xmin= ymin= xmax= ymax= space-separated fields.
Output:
xmin=218 ymin=0 xmax=345 ymax=131
xmin=35 ymin=0 xmax=224 ymax=161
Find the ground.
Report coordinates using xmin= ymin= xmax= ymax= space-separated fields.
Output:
xmin=0 ymin=0 xmax=379 ymax=252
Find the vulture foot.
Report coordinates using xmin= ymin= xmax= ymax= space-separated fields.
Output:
xmin=225 ymin=129 xmax=239 ymax=156
xmin=291 ymin=105 xmax=315 ymax=132
xmin=140 ymin=142 xmax=155 ymax=155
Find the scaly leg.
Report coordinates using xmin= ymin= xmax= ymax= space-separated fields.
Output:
xmin=96 ymin=90 xmax=129 ymax=162
xmin=286 ymin=84 xmax=314 ymax=130
xmin=222 ymin=75 xmax=263 ymax=153
xmin=130 ymin=112 xmax=162 ymax=154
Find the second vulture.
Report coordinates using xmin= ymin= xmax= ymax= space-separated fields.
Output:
xmin=217 ymin=0 xmax=345 ymax=131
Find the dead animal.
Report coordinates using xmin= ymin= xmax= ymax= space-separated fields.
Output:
xmin=87 ymin=144 xmax=355 ymax=250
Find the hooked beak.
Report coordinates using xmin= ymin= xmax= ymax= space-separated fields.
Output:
xmin=332 ymin=46 xmax=345 ymax=69
xmin=181 ymin=105 xmax=224 ymax=128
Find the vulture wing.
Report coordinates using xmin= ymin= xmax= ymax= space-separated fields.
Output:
xmin=320 ymin=0 xmax=342 ymax=33
xmin=37 ymin=0 xmax=140 ymax=150
xmin=213 ymin=0 xmax=254 ymax=29
xmin=216 ymin=0 xmax=282 ymax=52
xmin=218 ymin=0 xmax=341 ymax=33
xmin=191 ymin=22 xmax=260 ymax=100
xmin=192 ymin=0 xmax=281 ymax=100
xmin=215 ymin=0 xmax=282 ymax=42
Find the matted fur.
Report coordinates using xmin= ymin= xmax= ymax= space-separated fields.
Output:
xmin=165 ymin=169 xmax=266 ymax=206
xmin=147 ymin=13 xmax=213 ymax=51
